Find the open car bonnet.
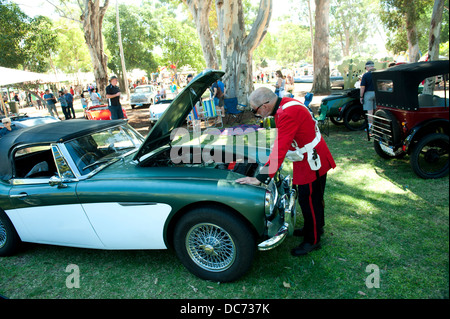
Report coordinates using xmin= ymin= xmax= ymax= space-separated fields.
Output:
xmin=133 ymin=70 xmax=225 ymax=161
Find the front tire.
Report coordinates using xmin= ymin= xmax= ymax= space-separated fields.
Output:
xmin=0 ymin=210 xmax=21 ymax=257
xmin=173 ymin=206 xmax=256 ymax=282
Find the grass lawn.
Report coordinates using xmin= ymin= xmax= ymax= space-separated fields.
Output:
xmin=0 ymin=121 xmax=448 ymax=299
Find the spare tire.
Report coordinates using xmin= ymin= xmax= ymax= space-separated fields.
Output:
xmin=373 ymin=109 xmax=401 ymax=146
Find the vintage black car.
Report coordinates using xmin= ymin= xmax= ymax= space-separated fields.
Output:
xmin=368 ymin=60 xmax=449 ymax=179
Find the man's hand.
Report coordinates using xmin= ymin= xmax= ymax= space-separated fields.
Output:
xmin=235 ymin=177 xmax=261 ymax=186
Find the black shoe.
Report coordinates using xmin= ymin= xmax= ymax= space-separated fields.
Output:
xmin=290 ymin=242 xmax=321 ymax=256
xmin=293 ymin=227 xmax=324 ymax=237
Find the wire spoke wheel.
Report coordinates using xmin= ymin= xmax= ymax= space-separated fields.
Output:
xmin=0 ymin=219 xmax=7 ymax=249
xmin=185 ymin=223 xmax=236 ymax=272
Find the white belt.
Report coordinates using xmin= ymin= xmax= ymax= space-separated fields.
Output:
xmin=295 ymin=128 xmax=321 ymax=155
xmin=282 ymin=101 xmax=322 ymax=170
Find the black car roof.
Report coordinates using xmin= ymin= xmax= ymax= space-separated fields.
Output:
xmin=372 ymin=60 xmax=449 ymax=110
xmin=1 ymin=119 xmax=126 ymax=146
xmin=0 ymin=119 xmax=127 ymax=181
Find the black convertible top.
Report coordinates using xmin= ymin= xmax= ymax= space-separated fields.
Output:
xmin=0 ymin=119 xmax=127 ymax=181
xmin=372 ymin=60 xmax=449 ymax=110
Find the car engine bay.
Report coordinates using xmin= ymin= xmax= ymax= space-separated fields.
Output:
xmin=142 ymin=146 xmax=261 ymax=177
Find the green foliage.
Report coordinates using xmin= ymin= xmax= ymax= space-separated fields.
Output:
xmin=275 ymin=23 xmax=312 ymax=67
xmin=0 ymin=0 xmax=57 ymax=72
xmin=103 ymin=3 xmax=159 ymax=78
xmin=337 ymin=56 xmax=394 ymax=89
xmin=52 ymin=19 xmax=92 ymax=74
xmin=158 ymin=16 xmax=205 ymax=72
xmin=23 ymin=16 xmax=59 ymax=73
xmin=329 ymin=0 xmax=375 ymax=57
xmin=379 ymin=0 xmax=435 ymax=55
xmin=440 ymin=41 xmax=449 ymax=58
xmin=0 ymin=0 xmax=28 ymax=68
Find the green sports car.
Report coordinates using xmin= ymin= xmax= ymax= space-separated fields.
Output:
xmin=0 ymin=70 xmax=296 ymax=282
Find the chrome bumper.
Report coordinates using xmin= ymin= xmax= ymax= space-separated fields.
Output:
xmin=258 ymin=187 xmax=297 ymax=251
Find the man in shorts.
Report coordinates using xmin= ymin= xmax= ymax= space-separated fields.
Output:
xmin=360 ymin=61 xmax=376 ymax=127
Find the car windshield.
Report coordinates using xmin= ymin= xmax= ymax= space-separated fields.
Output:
xmin=135 ymin=86 xmax=153 ymax=93
xmin=65 ymin=125 xmax=143 ymax=175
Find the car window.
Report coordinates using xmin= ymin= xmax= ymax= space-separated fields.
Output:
xmin=377 ymin=80 xmax=394 ymax=92
xmin=65 ymin=126 xmax=143 ymax=175
xmin=135 ymin=87 xmax=152 ymax=93
xmin=51 ymin=145 xmax=76 ymax=179
xmin=14 ymin=145 xmax=58 ymax=179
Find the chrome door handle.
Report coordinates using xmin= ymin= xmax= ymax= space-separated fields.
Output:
xmin=10 ymin=193 xmax=28 ymax=199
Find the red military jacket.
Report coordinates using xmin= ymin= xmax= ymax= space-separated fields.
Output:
xmin=256 ymin=97 xmax=336 ymax=185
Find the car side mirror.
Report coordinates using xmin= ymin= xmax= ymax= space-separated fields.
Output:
xmin=49 ymin=176 xmax=68 ymax=188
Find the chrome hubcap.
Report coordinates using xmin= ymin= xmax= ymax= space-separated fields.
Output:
xmin=186 ymin=223 xmax=236 ymax=272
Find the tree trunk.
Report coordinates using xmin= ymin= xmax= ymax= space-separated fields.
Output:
xmin=182 ymin=0 xmax=218 ymax=69
xmin=308 ymin=0 xmax=314 ymax=64
xmin=116 ymin=0 xmax=130 ymax=101
xmin=423 ymin=0 xmax=445 ymax=95
xmin=405 ymin=5 xmax=420 ymax=63
xmin=215 ymin=0 xmax=272 ymax=104
xmin=312 ymin=0 xmax=330 ymax=94
xmin=80 ymin=0 xmax=109 ymax=98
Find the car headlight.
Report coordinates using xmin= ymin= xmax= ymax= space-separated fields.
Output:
xmin=264 ymin=180 xmax=278 ymax=220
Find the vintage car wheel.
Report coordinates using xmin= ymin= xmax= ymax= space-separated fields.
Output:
xmin=173 ymin=206 xmax=256 ymax=282
xmin=343 ymin=104 xmax=367 ymax=131
xmin=0 ymin=210 xmax=21 ymax=257
xmin=330 ymin=116 xmax=344 ymax=126
xmin=410 ymin=133 xmax=449 ymax=179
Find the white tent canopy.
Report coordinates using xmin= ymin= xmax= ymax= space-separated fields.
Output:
xmin=0 ymin=66 xmax=62 ymax=86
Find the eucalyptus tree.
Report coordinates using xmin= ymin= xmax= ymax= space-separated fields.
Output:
xmin=379 ymin=0 xmax=434 ymax=62
xmin=47 ymin=0 xmax=110 ymax=95
xmin=183 ymin=0 xmax=272 ymax=104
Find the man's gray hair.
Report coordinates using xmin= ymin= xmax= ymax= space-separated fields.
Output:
xmin=249 ymin=87 xmax=277 ymax=108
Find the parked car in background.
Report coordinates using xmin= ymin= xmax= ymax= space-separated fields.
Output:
xmin=318 ymin=88 xmax=367 ymax=131
xmin=1 ymin=114 xmax=60 ymax=130
xmin=130 ymin=85 xmax=158 ymax=109
xmin=84 ymin=104 xmax=128 ymax=121
xmin=294 ymin=70 xmax=344 ymax=89
xmin=149 ymin=92 xmax=176 ymax=124
xmin=0 ymin=70 xmax=297 ymax=282
xmin=368 ymin=60 xmax=449 ymax=179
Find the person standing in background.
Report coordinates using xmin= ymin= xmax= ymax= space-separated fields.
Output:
xmin=105 ymin=75 xmax=124 ymax=120
xmin=64 ymin=89 xmax=75 ymax=119
xmin=360 ymin=61 xmax=376 ymax=127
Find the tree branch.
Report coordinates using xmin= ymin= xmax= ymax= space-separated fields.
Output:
xmin=244 ymin=0 xmax=272 ymax=53
xmin=45 ymin=0 xmax=82 ymax=23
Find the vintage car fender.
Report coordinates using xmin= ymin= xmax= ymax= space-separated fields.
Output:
xmin=339 ymin=100 xmax=362 ymax=118
xmin=77 ymin=159 xmax=268 ymax=247
xmin=403 ymin=118 xmax=449 ymax=153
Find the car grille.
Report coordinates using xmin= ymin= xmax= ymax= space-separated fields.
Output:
xmin=131 ymin=95 xmax=149 ymax=103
